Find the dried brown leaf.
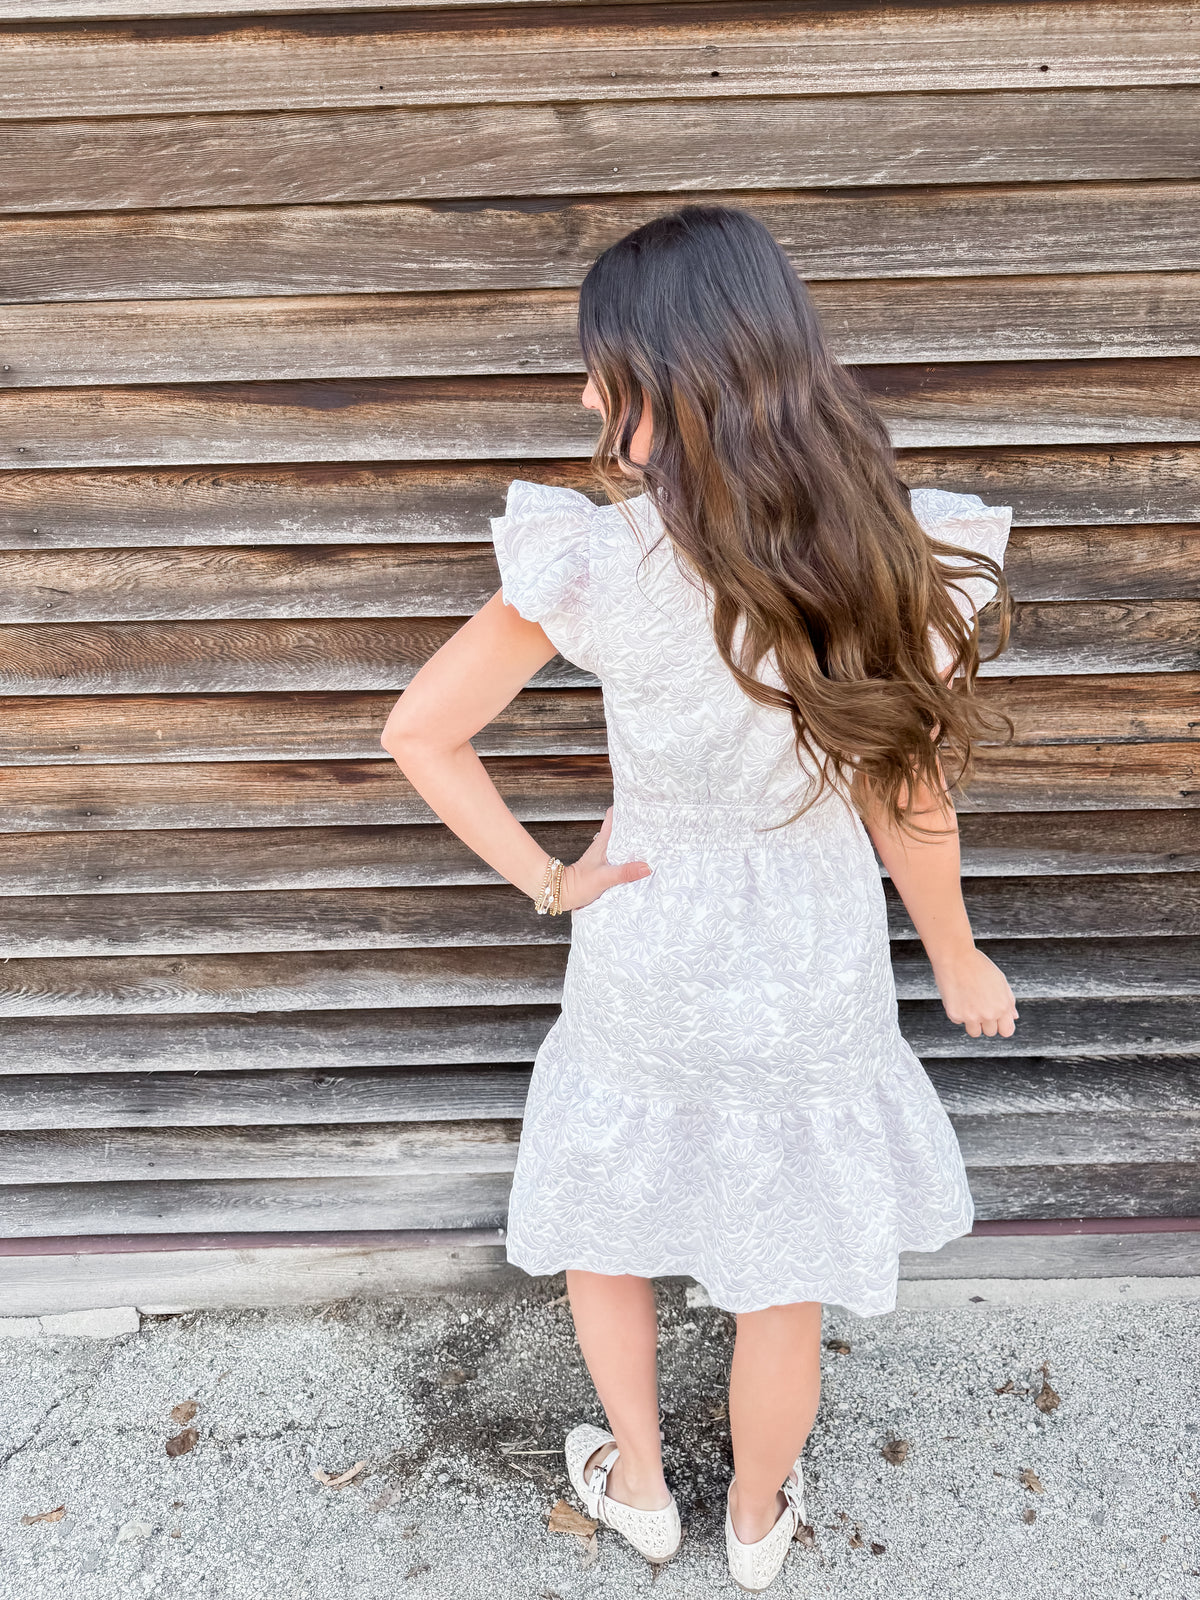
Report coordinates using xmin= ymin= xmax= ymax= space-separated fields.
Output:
xmin=824 ymin=1339 xmax=851 ymax=1355
xmin=994 ymin=1379 xmax=1015 ymax=1395
xmin=170 ymin=1400 xmax=198 ymax=1424
xmin=1022 ymin=1507 xmax=1038 ymax=1524
xmin=1035 ymin=1377 xmax=1061 ymax=1414
xmin=165 ymin=1428 xmax=197 ymax=1459
xmin=313 ymin=1461 xmax=367 ymax=1489
xmin=881 ymin=1438 xmax=910 ymax=1466
xmin=547 ymin=1500 xmax=598 ymax=1538
xmin=1020 ymin=1468 xmax=1044 ymax=1494
xmin=848 ymin=1530 xmax=864 ymax=1549
xmin=870 ymin=1541 xmax=887 ymax=1555
xmin=580 ymin=1532 xmax=600 ymax=1568
xmin=21 ymin=1506 xmax=65 ymax=1526
xmin=794 ymin=1521 xmax=816 ymax=1548
xmin=404 ymin=1563 xmax=430 ymax=1581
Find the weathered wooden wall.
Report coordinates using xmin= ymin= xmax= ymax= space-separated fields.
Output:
xmin=0 ymin=0 xmax=1197 ymax=1255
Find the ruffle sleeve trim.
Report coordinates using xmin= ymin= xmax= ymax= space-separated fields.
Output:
xmin=910 ymin=487 xmax=1012 ymax=676
xmin=490 ymin=479 xmax=598 ymax=637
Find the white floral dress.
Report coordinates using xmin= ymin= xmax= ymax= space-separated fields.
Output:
xmin=491 ymin=482 xmax=1011 ymax=1314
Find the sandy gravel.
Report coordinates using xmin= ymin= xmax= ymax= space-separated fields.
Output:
xmin=2 ymin=1281 xmax=1198 ymax=1599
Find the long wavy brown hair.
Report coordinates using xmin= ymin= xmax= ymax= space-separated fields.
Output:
xmin=578 ymin=205 xmax=1010 ymax=830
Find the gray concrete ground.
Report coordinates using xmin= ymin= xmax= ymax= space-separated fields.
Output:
xmin=1 ymin=1280 xmax=1198 ymax=1600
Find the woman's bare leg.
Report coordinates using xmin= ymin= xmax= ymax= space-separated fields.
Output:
xmin=727 ymin=1300 xmax=822 ymax=1543
xmin=566 ymin=1269 xmax=672 ymax=1511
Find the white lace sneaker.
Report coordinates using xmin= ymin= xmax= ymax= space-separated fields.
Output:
xmin=564 ymin=1422 xmax=682 ymax=1563
xmin=725 ymin=1457 xmax=807 ymax=1592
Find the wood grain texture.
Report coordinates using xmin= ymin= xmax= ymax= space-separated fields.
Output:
xmin=0 ymin=1164 xmax=1196 ymax=1234
xmin=0 ymin=528 xmax=1192 ymax=625
xmin=965 ymin=1164 xmax=1200 ymax=1218
xmin=900 ymin=445 xmax=1200 ymax=528
xmin=5 ymin=3 xmax=1195 ymax=122
xmin=0 ymin=872 xmax=1191 ymax=959
xmin=3 ymin=1232 xmax=1196 ymax=1320
xmin=0 ymin=1173 xmax=515 ymax=1235
xmin=0 ymin=936 xmax=1190 ymax=1020
xmin=0 ymin=744 xmax=1194 ymax=835
xmin=0 ymin=755 xmax=613 ymax=832
xmin=0 ymin=0 xmax=676 ymax=15
xmin=5 ymin=183 xmax=1198 ymax=302
xmin=0 ymin=460 xmax=594 ymax=548
xmin=926 ymin=1054 xmax=1200 ymax=1116
xmin=0 ymin=811 xmax=1190 ymax=898
xmin=0 ymin=994 xmax=1191 ymax=1077
xmin=0 ymin=617 xmax=590 ymax=694
xmin=0 ymin=1003 xmax=561 ymax=1075
xmin=8 ymin=274 xmax=1200 ymax=388
xmin=0 ymin=1118 xmax=523 ymax=1183
xmin=1005 ymin=524 xmax=1200 ymax=600
xmin=0 ymin=883 xmax=573 ymax=959
xmin=0 ymin=543 xmax=502 ymax=622
xmin=4 ymin=1108 xmax=1199 ymax=1184
xmin=0 ymin=1063 xmax=536 ymax=1130
xmin=6 ymin=363 xmax=1199 ymax=471
xmin=2 ymin=673 xmax=1188 ymax=766
xmin=901 ymin=995 xmax=1200 ymax=1057
xmin=5 ymin=1054 xmax=1197 ymax=1131
xmin=0 ymin=944 xmax=570 ymax=1017
xmin=0 ymin=602 xmax=1192 ymax=699
xmin=0 ymin=689 xmax=607 ymax=764
xmin=4 ymin=88 xmax=1197 ymax=215
xmin=3 ymin=448 xmax=1197 ymax=550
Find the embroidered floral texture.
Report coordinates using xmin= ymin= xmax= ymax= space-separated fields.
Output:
xmin=490 ymin=480 xmax=1011 ymax=1315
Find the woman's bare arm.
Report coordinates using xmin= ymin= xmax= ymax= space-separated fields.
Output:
xmin=860 ymin=773 xmax=1018 ymax=1039
xmin=381 ymin=590 xmax=650 ymax=907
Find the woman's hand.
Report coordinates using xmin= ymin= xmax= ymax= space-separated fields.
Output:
xmin=559 ymin=808 xmax=652 ymax=911
xmin=931 ymin=946 xmax=1018 ymax=1038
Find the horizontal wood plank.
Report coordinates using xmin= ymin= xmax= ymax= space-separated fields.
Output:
xmin=3 ymin=448 xmax=1197 ymax=550
xmin=0 ymin=1003 xmax=560 ymax=1075
xmin=5 ymin=183 xmax=1198 ymax=302
xmin=0 ymin=811 xmax=1190 ymax=899
xmin=0 ymin=1118 xmax=523 ymax=1183
xmin=4 ymin=1231 xmax=1199 ymax=1319
xmin=4 ymin=1105 xmax=1200 ymax=1183
xmin=0 ymin=936 xmax=1191 ymax=1019
xmin=4 ymin=1053 xmax=1197 ymax=1131
xmin=0 ymin=0 xmax=676 ymax=16
xmin=0 ymin=993 xmax=1194 ymax=1077
xmin=0 ymin=1063 xmax=536 ymax=1129
xmin=6 ymin=362 xmax=1198 ymax=471
xmin=7 ymin=274 xmax=1200 ymax=388
xmin=902 ymin=996 xmax=1200 ymax=1057
xmin=2 ymin=674 xmax=1190 ymax=766
xmin=0 ymin=1163 xmax=1196 ymax=1234
xmin=4 ymin=3 xmax=1195 ymax=122
xmin=0 ymin=1173 xmax=514 ymax=1235
xmin=0 ymin=745 xmax=1194 ymax=834
xmin=4 ymin=450 xmax=1186 ymax=551
xmin=927 ymin=1054 xmax=1200 ymax=1116
xmin=4 ymin=88 xmax=1197 ymax=215
xmin=0 ymin=528 xmax=1192 ymax=626
xmin=0 ymin=603 xmax=1192 ymax=699
xmin=965 ymin=1163 xmax=1200 ymax=1219
xmin=0 ymin=872 xmax=1191 ymax=958
xmin=0 ymin=689 xmax=596 ymax=763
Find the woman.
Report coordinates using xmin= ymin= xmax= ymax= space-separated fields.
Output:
xmin=382 ymin=206 xmax=1017 ymax=1592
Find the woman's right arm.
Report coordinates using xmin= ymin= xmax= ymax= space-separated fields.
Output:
xmin=381 ymin=590 xmax=650 ymax=907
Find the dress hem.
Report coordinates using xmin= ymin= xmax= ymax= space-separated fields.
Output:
xmin=503 ymin=1213 xmax=973 ymax=1318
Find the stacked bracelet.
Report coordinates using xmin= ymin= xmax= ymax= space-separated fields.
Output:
xmin=533 ymin=856 xmax=566 ymax=916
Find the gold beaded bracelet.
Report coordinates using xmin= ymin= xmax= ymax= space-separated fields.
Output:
xmin=533 ymin=856 xmax=566 ymax=916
